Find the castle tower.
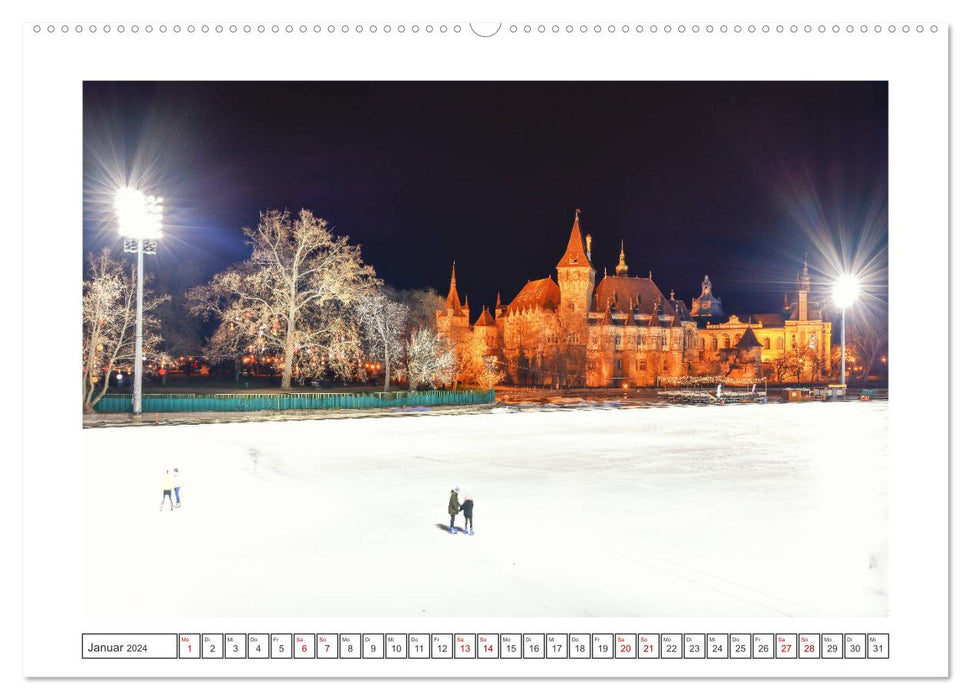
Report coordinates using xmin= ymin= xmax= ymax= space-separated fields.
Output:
xmin=436 ymin=261 xmax=471 ymax=338
xmin=444 ymin=261 xmax=463 ymax=315
xmin=796 ymin=254 xmax=811 ymax=321
xmin=615 ymin=240 xmax=629 ymax=277
xmin=555 ymin=209 xmax=596 ymax=321
xmin=690 ymin=274 xmax=724 ymax=317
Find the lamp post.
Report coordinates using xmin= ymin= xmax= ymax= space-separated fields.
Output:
xmin=832 ymin=273 xmax=861 ymax=390
xmin=115 ymin=187 xmax=163 ymax=416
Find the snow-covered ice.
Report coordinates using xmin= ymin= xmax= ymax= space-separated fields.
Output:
xmin=82 ymin=401 xmax=887 ymax=617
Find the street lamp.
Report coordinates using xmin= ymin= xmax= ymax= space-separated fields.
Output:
xmin=115 ymin=187 xmax=163 ymax=416
xmin=832 ymin=273 xmax=861 ymax=389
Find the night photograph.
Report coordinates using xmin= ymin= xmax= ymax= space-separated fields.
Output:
xmin=80 ymin=81 xmax=888 ymax=619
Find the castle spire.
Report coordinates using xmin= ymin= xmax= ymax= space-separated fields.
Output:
xmin=556 ymin=209 xmax=593 ymax=269
xmin=800 ymin=253 xmax=812 ymax=291
xmin=615 ymin=239 xmax=629 ymax=277
xmin=444 ymin=261 xmax=463 ymax=314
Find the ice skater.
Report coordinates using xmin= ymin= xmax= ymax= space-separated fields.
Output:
xmin=160 ymin=469 xmax=175 ymax=511
xmin=448 ymin=487 xmax=461 ymax=534
xmin=173 ymin=468 xmax=182 ymax=508
xmin=460 ymin=494 xmax=474 ymax=535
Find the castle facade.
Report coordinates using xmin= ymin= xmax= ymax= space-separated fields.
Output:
xmin=437 ymin=212 xmax=832 ymax=387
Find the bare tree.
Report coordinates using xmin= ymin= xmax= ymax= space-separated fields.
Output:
xmin=187 ymin=209 xmax=378 ymax=389
xmin=849 ymin=323 xmax=889 ymax=384
xmin=405 ymin=327 xmax=456 ymax=390
xmin=82 ymin=249 xmax=169 ymax=412
xmin=356 ymin=291 xmax=408 ymax=392
xmin=806 ymin=349 xmax=823 ymax=383
xmin=386 ymin=286 xmax=445 ymax=334
xmin=771 ymin=348 xmax=804 ymax=384
xmin=476 ymin=355 xmax=506 ymax=389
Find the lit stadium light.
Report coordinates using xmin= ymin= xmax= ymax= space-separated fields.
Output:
xmin=832 ymin=273 xmax=861 ymax=310
xmin=114 ymin=186 xmax=163 ymax=240
xmin=114 ymin=186 xmax=164 ymax=417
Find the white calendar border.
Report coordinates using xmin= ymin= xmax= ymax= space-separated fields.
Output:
xmin=20 ymin=8 xmax=948 ymax=680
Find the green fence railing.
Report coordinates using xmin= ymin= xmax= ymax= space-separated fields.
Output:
xmin=92 ymin=389 xmax=496 ymax=413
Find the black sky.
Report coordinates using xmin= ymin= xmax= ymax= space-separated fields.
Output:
xmin=82 ymin=81 xmax=888 ymax=316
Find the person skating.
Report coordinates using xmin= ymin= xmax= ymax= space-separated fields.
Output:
xmin=448 ymin=487 xmax=461 ymax=534
xmin=173 ymin=468 xmax=182 ymax=508
xmin=160 ymin=469 xmax=175 ymax=511
xmin=460 ymin=495 xmax=474 ymax=535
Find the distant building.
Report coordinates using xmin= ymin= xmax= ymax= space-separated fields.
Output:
xmin=690 ymin=275 xmax=724 ymax=317
xmin=695 ymin=257 xmax=833 ymax=383
xmin=438 ymin=212 xmax=829 ymax=387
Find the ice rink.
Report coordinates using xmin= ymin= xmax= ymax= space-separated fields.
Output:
xmin=82 ymin=401 xmax=887 ymax=617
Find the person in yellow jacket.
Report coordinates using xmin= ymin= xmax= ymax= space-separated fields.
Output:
xmin=160 ymin=469 xmax=175 ymax=511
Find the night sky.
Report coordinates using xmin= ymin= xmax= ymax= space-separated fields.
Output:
xmin=82 ymin=81 xmax=888 ymax=319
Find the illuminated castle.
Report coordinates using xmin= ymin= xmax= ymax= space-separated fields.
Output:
xmin=437 ymin=212 xmax=831 ymax=387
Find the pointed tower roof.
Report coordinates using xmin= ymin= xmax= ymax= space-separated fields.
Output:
xmin=799 ymin=253 xmax=812 ymax=291
xmin=624 ymin=305 xmax=638 ymax=326
xmin=556 ymin=209 xmax=593 ymax=270
xmin=668 ymin=311 xmax=682 ymax=328
xmin=473 ymin=306 xmax=496 ymax=327
xmin=462 ymin=295 xmax=470 ymax=312
xmin=615 ymin=239 xmax=629 ymax=277
xmin=444 ymin=261 xmax=463 ymax=314
xmin=736 ymin=327 xmax=763 ymax=348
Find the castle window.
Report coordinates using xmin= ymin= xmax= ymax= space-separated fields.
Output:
xmin=615 ymin=359 xmax=623 ymax=372
xmin=763 ymin=337 xmax=771 ymax=350
xmin=792 ymin=334 xmax=797 ymax=348
xmin=661 ymin=335 xmax=667 ymax=348
xmin=809 ymin=333 xmax=816 ymax=349
xmin=734 ymin=334 xmax=741 ymax=346
xmin=567 ymin=332 xmax=578 ymax=344
xmin=587 ymin=360 xmax=596 ymax=370
xmin=614 ymin=335 xmax=621 ymax=348
xmin=637 ymin=359 xmax=647 ymax=371
xmin=637 ymin=334 xmax=645 ymax=346
xmin=591 ymin=336 xmax=599 ymax=348
xmin=699 ymin=338 xmax=705 ymax=350
xmin=569 ymin=302 xmax=576 ymax=311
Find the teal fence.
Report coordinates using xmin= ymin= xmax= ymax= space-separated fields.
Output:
xmin=92 ymin=389 xmax=496 ymax=413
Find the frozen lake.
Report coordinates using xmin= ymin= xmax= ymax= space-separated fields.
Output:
xmin=82 ymin=401 xmax=887 ymax=617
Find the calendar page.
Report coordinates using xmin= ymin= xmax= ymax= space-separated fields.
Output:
xmin=20 ymin=1 xmax=949 ymax=685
